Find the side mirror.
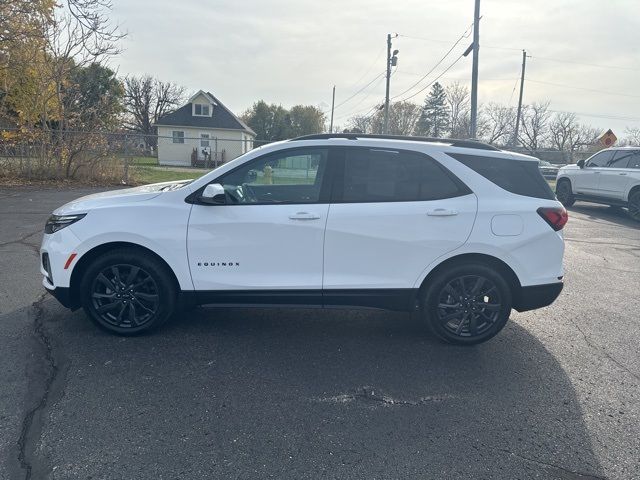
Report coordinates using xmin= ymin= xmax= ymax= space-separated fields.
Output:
xmin=577 ymin=159 xmax=585 ymax=168
xmin=200 ymin=183 xmax=226 ymax=204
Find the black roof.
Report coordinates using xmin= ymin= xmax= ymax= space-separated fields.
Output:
xmin=292 ymin=133 xmax=500 ymax=151
xmin=155 ymin=92 xmax=255 ymax=135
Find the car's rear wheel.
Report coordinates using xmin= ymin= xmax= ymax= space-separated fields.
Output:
xmin=628 ymin=190 xmax=640 ymax=222
xmin=555 ymin=179 xmax=575 ymax=207
xmin=423 ymin=264 xmax=512 ymax=345
xmin=81 ymin=248 xmax=176 ymax=335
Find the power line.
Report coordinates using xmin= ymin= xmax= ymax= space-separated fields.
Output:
xmin=397 ymin=54 xmax=466 ymax=102
xmin=335 ymin=74 xmax=386 ymax=118
xmin=343 ymin=46 xmax=386 ymax=93
xmin=392 ymin=22 xmax=473 ymax=101
xmin=333 ymin=72 xmax=386 ymax=111
xmin=527 ymin=79 xmax=640 ymax=99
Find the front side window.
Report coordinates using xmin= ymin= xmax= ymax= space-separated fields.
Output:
xmin=587 ymin=151 xmax=615 ymax=167
xmin=218 ymin=148 xmax=328 ymax=204
xmin=608 ymin=150 xmax=635 ymax=168
xmin=337 ymin=148 xmax=468 ymax=203
xmin=172 ymin=131 xmax=184 ymax=144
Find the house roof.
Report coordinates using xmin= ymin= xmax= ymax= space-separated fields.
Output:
xmin=155 ymin=91 xmax=255 ymax=136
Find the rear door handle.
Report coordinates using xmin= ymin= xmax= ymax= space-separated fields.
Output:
xmin=427 ymin=208 xmax=458 ymax=217
xmin=619 ymin=172 xmax=628 ymax=176
xmin=289 ymin=212 xmax=321 ymax=220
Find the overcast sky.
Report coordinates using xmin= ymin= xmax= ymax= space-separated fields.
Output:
xmin=110 ymin=0 xmax=640 ymax=134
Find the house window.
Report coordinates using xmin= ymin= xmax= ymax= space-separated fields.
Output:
xmin=201 ymin=133 xmax=210 ymax=147
xmin=194 ymin=104 xmax=210 ymax=116
xmin=172 ymin=131 xmax=184 ymax=144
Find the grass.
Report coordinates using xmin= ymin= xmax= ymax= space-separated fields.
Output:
xmin=131 ymin=166 xmax=206 ymax=184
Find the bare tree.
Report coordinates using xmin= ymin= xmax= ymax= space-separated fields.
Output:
xmin=123 ymin=75 xmax=186 ymax=148
xmin=347 ymin=113 xmax=374 ymax=134
xmin=519 ymin=101 xmax=551 ymax=152
xmin=549 ymin=112 xmax=579 ymax=151
xmin=481 ymin=103 xmax=515 ymax=145
xmin=446 ymin=82 xmax=471 ymax=138
xmin=387 ymin=101 xmax=420 ymax=135
xmin=622 ymin=127 xmax=640 ymax=146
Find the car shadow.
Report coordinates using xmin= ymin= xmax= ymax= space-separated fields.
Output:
xmin=569 ymin=202 xmax=638 ymax=229
xmin=39 ymin=302 xmax=607 ymax=479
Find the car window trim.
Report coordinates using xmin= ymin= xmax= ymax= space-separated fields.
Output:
xmin=185 ymin=146 xmax=338 ymax=206
xmin=329 ymin=146 xmax=473 ymax=204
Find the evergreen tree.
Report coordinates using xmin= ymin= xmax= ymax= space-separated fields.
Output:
xmin=415 ymin=82 xmax=450 ymax=137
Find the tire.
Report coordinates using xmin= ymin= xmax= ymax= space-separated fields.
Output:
xmin=628 ymin=190 xmax=640 ymax=222
xmin=80 ymin=248 xmax=177 ymax=335
xmin=555 ymin=179 xmax=575 ymax=207
xmin=422 ymin=263 xmax=513 ymax=345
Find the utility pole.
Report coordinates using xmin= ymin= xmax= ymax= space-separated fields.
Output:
xmin=469 ymin=0 xmax=481 ymax=138
xmin=513 ymin=50 xmax=528 ymax=147
xmin=329 ymin=85 xmax=336 ymax=133
xmin=383 ymin=34 xmax=398 ymax=134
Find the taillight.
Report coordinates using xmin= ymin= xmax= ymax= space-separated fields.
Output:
xmin=537 ymin=207 xmax=568 ymax=231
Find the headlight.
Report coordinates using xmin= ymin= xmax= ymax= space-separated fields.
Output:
xmin=44 ymin=213 xmax=86 ymax=234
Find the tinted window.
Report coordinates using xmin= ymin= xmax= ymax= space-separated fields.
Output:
xmin=587 ymin=151 xmax=615 ymax=167
xmin=608 ymin=150 xmax=634 ymax=168
xmin=628 ymin=151 xmax=640 ymax=169
xmin=218 ymin=148 xmax=328 ymax=204
xmin=448 ymin=153 xmax=555 ymax=200
xmin=338 ymin=148 xmax=469 ymax=203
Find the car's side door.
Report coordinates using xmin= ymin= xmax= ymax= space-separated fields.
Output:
xmin=596 ymin=150 xmax=634 ymax=200
xmin=187 ymin=147 xmax=333 ymax=296
xmin=573 ymin=150 xmax=615 ymax=195
xmin=322 ymin=147 xmax=477 ymax=301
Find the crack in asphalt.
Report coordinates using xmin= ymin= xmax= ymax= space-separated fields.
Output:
xmin=16 ymin=294 xmax=67 ymax=480
xmin=499 ymin=448 xmax=607 ymax=479
xmin=0 ymin=230 xmax=41 ymax=256
xmin=570 ymin=318 xmax=640 ymax=384
xmin=315 ymin=386 xmax=455 ymax=407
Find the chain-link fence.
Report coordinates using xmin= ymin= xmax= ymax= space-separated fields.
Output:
xmin=0 ymin=129 xmax=271 ymax=184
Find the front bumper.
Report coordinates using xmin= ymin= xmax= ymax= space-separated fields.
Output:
xmin=513 ymin=282 xmax=563 ymax=312
xmin=45 ymin=284 xmax=79 ymax=310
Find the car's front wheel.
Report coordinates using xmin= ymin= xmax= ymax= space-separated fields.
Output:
xmin=555 ymin=179 xmax=575 ymax=207
xmin=423 ymin=264 xmax=512 ymax=345
xmin=80 ymin=248 xmax=177 ymax=335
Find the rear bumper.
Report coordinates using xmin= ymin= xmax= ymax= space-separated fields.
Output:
xmin=514 ymin=282 xmax=563 ymax=312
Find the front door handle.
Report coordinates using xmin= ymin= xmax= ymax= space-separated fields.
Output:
xmin=619 ymin=172 xmax=628 ymax=176
xmin=289 ymin=212 xmax=321 ymax=220
xmin=427 ymin=208 xmax=458 ymax=217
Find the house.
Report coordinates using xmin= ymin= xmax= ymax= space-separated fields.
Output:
xmin=155 ymin=90 xmax=256 ymax=166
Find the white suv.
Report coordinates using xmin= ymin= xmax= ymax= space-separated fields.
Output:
xmin=556 ymin=147 xmax=640 ymax=221
xmin=40 ymin=134 xmax=567 ymax=345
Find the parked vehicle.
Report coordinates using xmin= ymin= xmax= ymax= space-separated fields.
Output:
xmin=538 ymin=159 xmax=560 ymax=179
xmin=40 ymin=134 xmax=566 ymax=345
xmin=556 ymin=147 xmax=640 ymax=221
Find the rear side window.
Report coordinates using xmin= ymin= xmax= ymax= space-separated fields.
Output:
xmin=448 ymin=153 xmax=555 ymax=200
xmin=336 ymin=148 xmax=470 ymax=203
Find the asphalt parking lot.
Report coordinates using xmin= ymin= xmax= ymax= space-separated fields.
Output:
xmin=1 ymin=186 xmax=639 ymax=480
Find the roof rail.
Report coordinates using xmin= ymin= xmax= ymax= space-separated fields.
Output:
xmin=290 ymin=133 xmax=500 ymax=151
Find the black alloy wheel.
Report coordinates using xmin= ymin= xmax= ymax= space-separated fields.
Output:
xmin=424 ymin=263 xmax=512 ymax=345
xmin=81 ymin=248 xmax=176 ymax=335
xmin=628 ymin=190 xmax=640 ymax=222
xmin=90 ymin=264 xmax=159 ymax=329
xmin=556 ymin=180 xmax=575 ymax=207
xmin=436 ymin=275 xmax=501 ymax=338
